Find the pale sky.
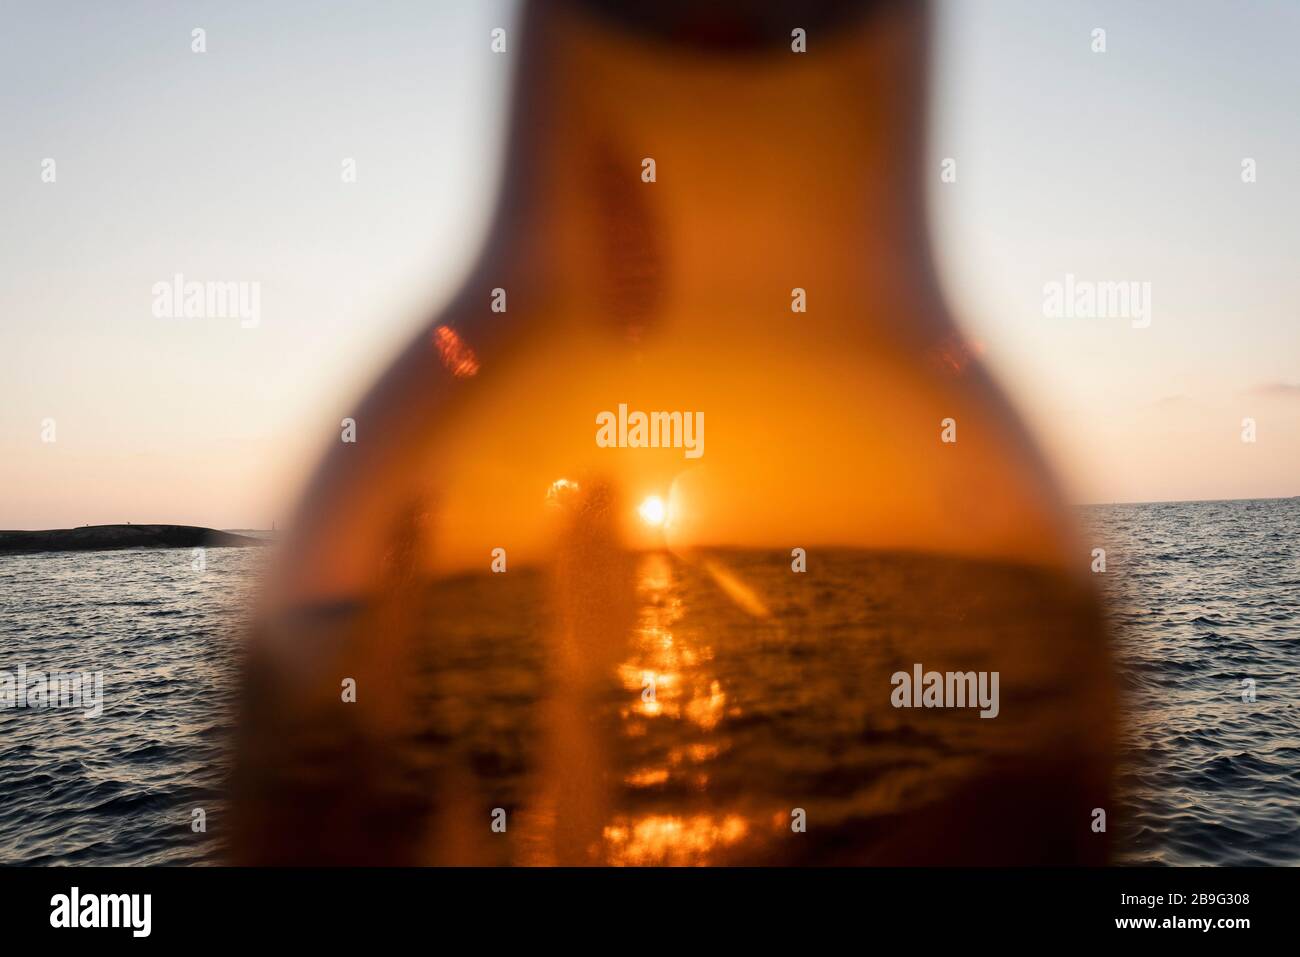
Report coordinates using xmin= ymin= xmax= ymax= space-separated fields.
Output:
xmin=929 ymin=0 xmax=1300 ymax=505
xmin=1 ymin=0 xmax=1296 ymax=529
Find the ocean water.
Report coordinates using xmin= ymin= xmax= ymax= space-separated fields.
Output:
xmin=235 ymin=545 xmax=1107 ymax=865
xmin=1 ymin=499 xmax=1296 ymax=865
xmin=1081 ymin=497 xmax=1300 ymax=866
xmin=0 ymin=544 xmax=265 ymax=865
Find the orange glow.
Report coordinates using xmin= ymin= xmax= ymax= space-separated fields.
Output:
xmin=637 ymin=495 xmax=666 ymax=526
xmin=602 ymin=814 xmax=750 ymax=866
xmin=432 ymin=324 xmax=480 ymax=377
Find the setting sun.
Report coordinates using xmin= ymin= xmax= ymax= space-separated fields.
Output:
xmin=638 ymin=496 xmax=667 ymax=527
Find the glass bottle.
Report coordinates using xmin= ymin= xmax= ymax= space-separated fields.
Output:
xmin=233 ymin=0 xmax=1113 ymax=865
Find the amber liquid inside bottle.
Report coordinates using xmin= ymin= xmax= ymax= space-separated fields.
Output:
xmin=233 ymin=1 xmax=1113 ymax=865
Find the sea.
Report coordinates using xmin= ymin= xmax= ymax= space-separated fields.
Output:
xmin=1080 ymin=498 xmax=1300 ymax=866
xmin=1 ymin=500 xmax=1296 ymax=866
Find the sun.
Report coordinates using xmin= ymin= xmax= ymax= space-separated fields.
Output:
xmin=638 ymin=495 xmax=667 ymax=527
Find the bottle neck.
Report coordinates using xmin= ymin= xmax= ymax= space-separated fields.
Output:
xmin=489 ymin=1 xmax=940 ymax=325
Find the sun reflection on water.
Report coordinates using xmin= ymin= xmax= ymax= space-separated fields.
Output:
xmin=599 ymin=551 xmax=756 ymax=863
xmin=602 ymin=814 xmax=749 ymax=867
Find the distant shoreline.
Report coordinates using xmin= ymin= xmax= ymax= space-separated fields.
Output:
xmin=0 ymin=524 xmax=267 ymax=555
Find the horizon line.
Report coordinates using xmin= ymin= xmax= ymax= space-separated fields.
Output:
xmin=3 ymin=492 xmax=1296 ymax=533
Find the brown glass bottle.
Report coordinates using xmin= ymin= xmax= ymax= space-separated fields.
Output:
xmin=233 ymin=0 xmax=1114 ymax=865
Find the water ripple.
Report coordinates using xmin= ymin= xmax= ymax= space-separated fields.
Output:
xmin=0 ymin=545 xmax=264 ymax=865
xmin=1082 ymin=497 xmax=1300 ymax=866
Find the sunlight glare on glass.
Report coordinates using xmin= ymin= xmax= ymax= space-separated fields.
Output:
xmin=638 ymin=495 xmax=667 ymax=527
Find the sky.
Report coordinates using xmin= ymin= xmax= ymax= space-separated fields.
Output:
xmin=928 ymin=0 xmax=1300 ymax=505
xmin=1 ymin=0 xmax=1296 ymax=530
